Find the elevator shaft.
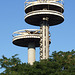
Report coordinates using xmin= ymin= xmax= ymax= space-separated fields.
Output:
xmin=40 ymin=18 xmax=49 ymax=60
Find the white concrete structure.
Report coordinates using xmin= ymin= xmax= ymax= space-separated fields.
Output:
xmin=24 ymin=0 xmax=64 ymax=60
xmin=12 ymin=0 xmax=64 ymax=65
xmin=12 ymin=29 xmax=40 ymax=65
xmin=28 ymin=43 xmax=35 ymax=65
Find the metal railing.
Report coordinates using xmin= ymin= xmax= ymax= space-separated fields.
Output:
xmin=25 ymin=9 xmax=64 ymax=19
xmin=12 ymin=29 xmax=40 ymax=40
xmin=26 ymin=10 xmax=63 ymax=16
xmin=24 ymin=0 xmax=64 ymax=7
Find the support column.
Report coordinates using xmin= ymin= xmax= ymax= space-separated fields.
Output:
xmin=42 ymin=24 xmax=46 ymax=59
xmin=46 ymin=23 xmax=49 ymax=59
xmin=40 ymin=17 xmax=49 ymax=60
xmin=28 ymin=43 xmax=35 ymax=65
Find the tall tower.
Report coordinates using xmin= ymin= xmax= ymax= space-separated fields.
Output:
xmin=12 ymin=29 xmax=40 ymax=65
xmin=25 ymin=0 xmax=64 ymax=60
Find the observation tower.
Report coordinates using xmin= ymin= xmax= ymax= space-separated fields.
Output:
xmin=12 ymin=29 xmax=40 ymax=65
xmin=24 ymin=0 xmax=64 ymax=60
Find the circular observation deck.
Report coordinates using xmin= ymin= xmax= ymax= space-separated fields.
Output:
xmin=24 ymin=0 xmax=64 ymax=26
xmin=12 ymin=29 xmax=40 ymax=47
xmin=25 ymin=0 xmax=64 ymax=13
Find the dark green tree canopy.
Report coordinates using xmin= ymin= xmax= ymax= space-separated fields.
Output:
xmin=0 ymin=50 xmax=75 ymax=75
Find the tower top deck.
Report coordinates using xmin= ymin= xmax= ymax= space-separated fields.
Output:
xmin=25 ymin=0 xmax=64 ymax=13
xmin=24 ymin=0 xmax=64 ymax=26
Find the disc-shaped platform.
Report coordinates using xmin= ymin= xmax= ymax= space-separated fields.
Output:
xmin=25 ymin=2 xmax=64 ymax=13
xmin=13 ymin=38 xmax=40 ymax=47
xmin=12 ymin=29 xmax=40 ymax=47
xmin=25 ymin=10 xmax=64 ymax=26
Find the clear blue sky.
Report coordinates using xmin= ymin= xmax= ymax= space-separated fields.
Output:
xmin=0 ymin=0 xmax=75 ymax=73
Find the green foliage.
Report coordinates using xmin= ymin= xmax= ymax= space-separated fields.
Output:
xmin=0 ymin=54 xmax=21 ymax=74
xmin=0 ymin=50 xmax=75 ymax=75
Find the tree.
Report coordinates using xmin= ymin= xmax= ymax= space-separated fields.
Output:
xmin=0 ymin=54 xmax=21 ymax=74
xmin=0 ymin=50 xmax=75 ymax=75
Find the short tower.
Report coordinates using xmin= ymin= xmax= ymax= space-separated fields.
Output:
xmin=12 ymin=29 xmax=40 ymax=65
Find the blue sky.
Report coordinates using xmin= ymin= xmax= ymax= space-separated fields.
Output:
xmin=0 ymin=0 xmax=75 ymax=73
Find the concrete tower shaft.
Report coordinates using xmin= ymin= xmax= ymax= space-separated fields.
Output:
xmin=28 ymin=43 xmax=35 ymax=65
xmin=40 ymin=18 xmax=51 ymax=60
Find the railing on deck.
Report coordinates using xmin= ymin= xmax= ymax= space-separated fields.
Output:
xmin=24 ymin=0 xmax=64 ymax=7
xmin=12 ymin=29 xmax=40 ymax=40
